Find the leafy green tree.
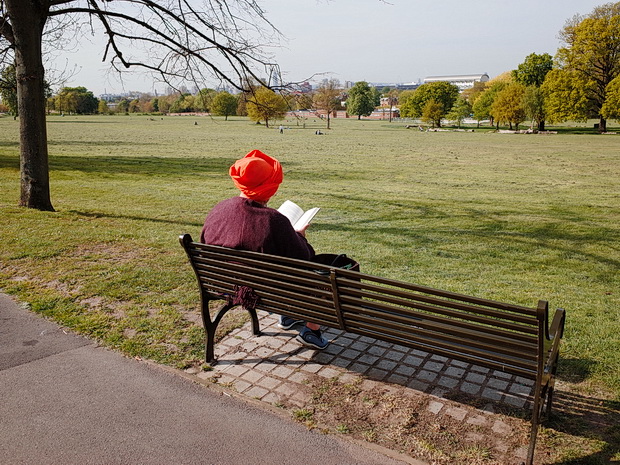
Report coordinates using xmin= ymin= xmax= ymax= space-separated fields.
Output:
xmin=544 ymin=3 xmax=620 ymax=132
xmin=399 ymin=81 xmax=459 ymax=127
xmin=313 ymin=79 xmax=341 ymax=129
xmin=195 ymin=88 xmax=216 ymax=112
xmin=541 ymin=69 xmax=591 ymax=123
xmin=346 ymin=81 xmax=375 ymax=119
xmin=371 ymin=86 xmax=381 ymax=107
xmin=98 ymin=99 xmax=109 ymax=115
xmin=491 ymin=83 xmax=527 ymax=130
xmin=512 ymin=53 xmax=553 ymax=87
xmin=472 ymin=81 xmax=507 ymax=127
xmin=246 ymin=87 xmax=288 ymax=127
xmin=55 ymin=87 xmax=98 ymax=114
xmin=151 ymin=98 xmax=159 ymax=113
xmin=522 ymin=86 xmax=546 ymax=130
xmin=512 ymin=53 xmax=553 ymax=130
xmin=447 ymin=96 xmax=472 ymax=128
xmin=601 ymin=76 xmax=620 ymax=121
xmin=421 ymin=99 xmax=443 ymax=127
xmin=170 ymin=93 xmax=195 ymax=113
xmin=116 ymin=99 xmax=129 ymax=114
xmin=461 ymin=81 xmax=487 ymax=106
xmin=211 ymin=91 xmax=238 ymax=120
xmin=397 ymin=90 xmax=416 ymax=117
xmin=129 ymin=99 xmax=140 ymax=113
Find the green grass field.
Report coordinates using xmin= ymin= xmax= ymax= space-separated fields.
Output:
xmin=1 ymin=114 xmax=619 ymax=402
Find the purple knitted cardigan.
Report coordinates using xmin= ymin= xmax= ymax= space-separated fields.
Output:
xmin=200 ymin=196 xmax=315 ymax=260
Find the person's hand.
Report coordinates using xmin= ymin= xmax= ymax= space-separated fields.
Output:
xmin=296 ymin=223 xmax=310 ymax=237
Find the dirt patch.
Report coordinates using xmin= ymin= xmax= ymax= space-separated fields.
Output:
xmin=302 ymin=376 xmax=531 ymax=464
xmin=297 ymin=376 xmax=620 ymax=465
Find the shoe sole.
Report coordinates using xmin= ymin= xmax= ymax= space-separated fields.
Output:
xmin=277 ymin=320 xmax=304 ymax=330
xmin=295 ymin=334 xmax=328 ymax=350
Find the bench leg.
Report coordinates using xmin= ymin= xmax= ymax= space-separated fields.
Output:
xmin=201 ymin=298 xmax=236 ymax=364
xmin=247 ymin=306 xmax=261 ymax=336
xmin=525 ymin=381 xmax=546 ymax=465
xmin=204 ymin=324 xmax=217 ymax=363
xmin=200 ymin=299 xmax=263 ymax=363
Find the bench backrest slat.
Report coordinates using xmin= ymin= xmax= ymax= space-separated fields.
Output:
xmin=340 ymin=289 xmax=538 ymax=335
xmin=348 ymin=312 xmax=538 ymax=363
xmin=342 ymin=303 xmax=539 ymax=354
xmin=345 ymin=271 xmax=538 ymax=316
xmin=338 ymin=279 xmax=538 ymax=326
xmin=339 ymin=297 xmax=538 ymax=345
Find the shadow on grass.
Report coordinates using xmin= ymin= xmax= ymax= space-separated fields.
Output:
xmin=0 ymin=153 xmax=233 ymax=177
xmin=314 ymin=195 xmax=620 ymax=271
xmin=557 ymin=358 xmax=597 ymax=384
xmin=546 ymin=390 xmax=620 ymax=464
xmin=69 ymin=210 xmax=204 ymax=229
xmin=47 ymin=119 xmax=128 ymax=124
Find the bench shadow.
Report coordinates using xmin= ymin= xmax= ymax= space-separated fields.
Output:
xmin=545 ymin=390 xmax=620 ymax=464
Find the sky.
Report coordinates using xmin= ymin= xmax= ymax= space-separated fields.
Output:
xmin=48 ymin=0 xmax=606 ymax=96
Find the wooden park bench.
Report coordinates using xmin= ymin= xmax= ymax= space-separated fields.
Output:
xmin=179 ymin=233 xmax=565 ymax=465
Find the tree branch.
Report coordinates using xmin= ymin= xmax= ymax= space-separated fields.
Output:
xmin=47 ymin=0 xmax=281 ymax=92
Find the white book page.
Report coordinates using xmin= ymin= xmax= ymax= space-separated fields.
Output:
xmin=277 ymin=200 xmax=304 ymax=226
xmin=294 ymin=207 xmax=320 ymax=229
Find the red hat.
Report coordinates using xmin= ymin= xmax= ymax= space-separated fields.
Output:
xmin=229 ymin=150 xmax=283 ymax=202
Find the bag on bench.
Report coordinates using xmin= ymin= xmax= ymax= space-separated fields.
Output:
xmin=312 ymin=253 xmax=360 ymax=273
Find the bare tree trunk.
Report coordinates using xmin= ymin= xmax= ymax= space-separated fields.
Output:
xmin=6 ymin=0 xmax=54 ymax=211
xmin=599 ymin=116 xmax=607 ymax=133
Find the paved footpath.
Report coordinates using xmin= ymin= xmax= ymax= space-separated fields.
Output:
xmin=0 ymin=293 xmax=417 ymax=465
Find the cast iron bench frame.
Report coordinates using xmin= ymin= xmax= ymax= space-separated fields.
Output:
xmin=180 ymin=233 xmax=565 ymax=465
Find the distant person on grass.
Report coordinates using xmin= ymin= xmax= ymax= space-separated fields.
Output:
xmin=200 ymin=149 xmax=329 ymax=349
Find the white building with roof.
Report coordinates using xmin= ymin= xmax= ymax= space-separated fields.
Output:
xmin=423 ymin=73 xmax=490 ymax=90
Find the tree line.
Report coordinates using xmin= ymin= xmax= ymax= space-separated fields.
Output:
xmin=397 ymin=3 xmax=620 ymax=132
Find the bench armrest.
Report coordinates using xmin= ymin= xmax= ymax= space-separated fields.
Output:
xmin=544 ymin=308 xmax=565 ymax=376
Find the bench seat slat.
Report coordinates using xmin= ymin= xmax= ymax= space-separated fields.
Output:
xmin=193 ymin=263 xmax=333 ymax=300
xmin=354 ymin=325 xmax=537 ymax=378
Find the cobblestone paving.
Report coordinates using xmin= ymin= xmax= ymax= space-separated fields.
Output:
xmin=187 ymin=311 xmax=535 ymax=464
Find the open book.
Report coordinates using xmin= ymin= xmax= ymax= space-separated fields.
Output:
xmin=277 ymin=200 xmax=320 ymax=230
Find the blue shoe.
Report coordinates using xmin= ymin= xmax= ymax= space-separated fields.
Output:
xmin=296 ymin=326 xmax=329 ymax=350
xmin=278 ymin=315 xmax=304 ymax=329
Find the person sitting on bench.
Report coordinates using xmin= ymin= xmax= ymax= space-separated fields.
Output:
xmin=199 ymin=149 xmax=329 ymax=349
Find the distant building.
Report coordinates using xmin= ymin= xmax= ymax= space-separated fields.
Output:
xmin=99 ymin=91 xmax=144 ymax=102
xmin=423 ymin=73 xmax=489 ymax=91
xmin=396 ymin=82 xmax=421 ymax=91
